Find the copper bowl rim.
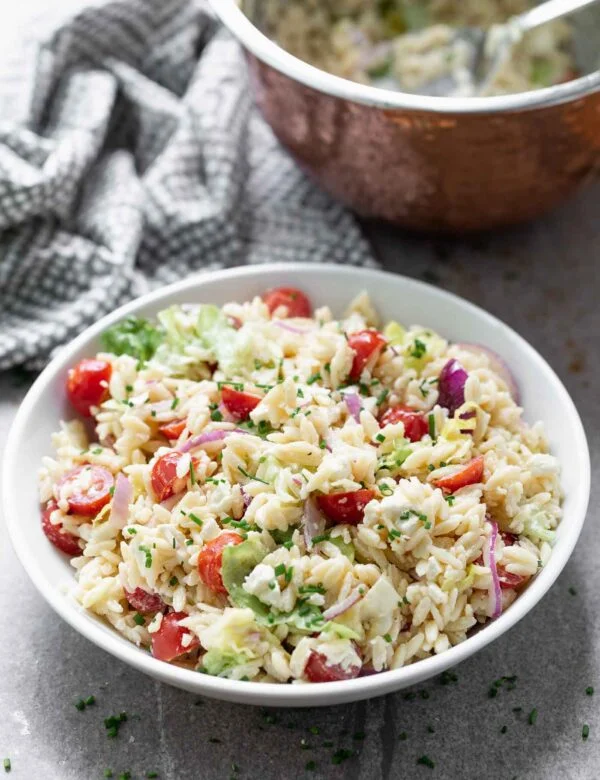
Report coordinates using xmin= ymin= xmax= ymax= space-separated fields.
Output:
xmin=209 ymin=0 xmax=600 ymax=114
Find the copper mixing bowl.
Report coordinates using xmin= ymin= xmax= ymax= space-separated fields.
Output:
xmin=210 ymin=0 xmax=600 ymax=232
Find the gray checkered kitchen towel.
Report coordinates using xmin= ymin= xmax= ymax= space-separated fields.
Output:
xmin=0 ymin=0 xmax=376 ymax=370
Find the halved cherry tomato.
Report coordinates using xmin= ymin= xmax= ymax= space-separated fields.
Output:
xmin=221 ymin=386 xmax=261 ymax=421
xmin=57 ymin=464 xmax=114 ymax=516
xmin=497 ymin=531 xmax=529 ymax=590
xmin=197 ymin=531 xmax=244 ymax=594
xmin=151 ymin=612 xmax=200 ymax=662
xmin=316 ymin=489 xmax=375 ymax=526
xmin=497 ymin=568 xmax=529 ymax=590
xmin=125 ymin=587 xmax=166 ymax=614
xmin=151 ymin=451 xmax=198 ymax=502
xmin=262 ymin=287 xmax=312 ymax=318
xmin=159 ymin=419 xmax=187 ymax=440
xmin=67 ymin=358 xmax=112 ymax=417
xmin=379 ymin=405 xmax=428 ymax=442
xmin=434 ymin=456 xmax=484 ymax=493
xmin=41 ymin=500 xmax=82 ymax=556
xmin=347 ymin=330 xmax=387 ymax=381
xmin=304 ymin=651 xmax=362 ymax=682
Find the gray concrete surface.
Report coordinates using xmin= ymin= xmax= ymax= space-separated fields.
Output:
xmin=1 ymin=180 xmax=599 ymax=779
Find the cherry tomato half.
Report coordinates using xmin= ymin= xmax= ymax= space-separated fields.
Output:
xmin=497 ymin=568 xmax=530 ymax=590
xmin=159 ymin=419 xmax=187 ymax=440
xmin=67 ymin=358 xmax=112 ymax=417
xmin=316 ymin=489 xmax=375 ymax=526
xmin=304 ymin=651 xmax=362 ymax=683
xmin=57 ymin=465 xmax=114 ymax=516
xmin=41 ymin=500 xmax=82 ymax=556
xmin=125 ymin=587 xmax=166 ymax=614
xmin=347 ymin=330 xmax=387 ymax=381
xmin=497 ymin=531 xmax=529 ymax=590
xmin=151 ymin=451 xmax=199 ymax=502
xmin=197 ymin=532 xmax=244 ymax=594
xmin=434 ymin=456 xmax=484 ymax=493
xmin=262 ymin=287 xmax=312 ymax=318
xmin=151 ymin=612 xmax=200 ymax=662
xmin=221 ymin=386 xmax=262 ymax=421
xmin=379 ymin=405 xmax=429 ymax=442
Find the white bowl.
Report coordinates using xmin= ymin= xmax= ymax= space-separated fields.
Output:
xmin=2 ymin=263 xmax=590 ymax=707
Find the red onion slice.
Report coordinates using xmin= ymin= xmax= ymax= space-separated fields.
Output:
xmin=456 ymin=343 xmax=520 ymax=402
xmin=322 ymin=588 xmax=363 ymax=621
xmin=344 ymin=392 xmax=362 ymax=423
xmin=302 ymin=496 xmax=326 ymax=551
xmin=240 ymin=486 xmax=252 ymax=510
xmin=482 ymin=519 xmax=502 ymax=619
xmin=109 ymin=473 xmax=132 ymax=530
xmin=178 ymin=428 xmax=249 ymax=453
xmin=273 ymin=321 xmax=311 ymax=335
xmin=438 ymin=359 xmax=468 ymax=416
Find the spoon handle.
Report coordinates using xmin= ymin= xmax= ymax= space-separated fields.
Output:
xmin=514 ymin=0 xmax=599 ymax=34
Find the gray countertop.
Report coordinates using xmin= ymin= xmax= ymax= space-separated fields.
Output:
xmin=1 ymin=181 xmax=599 ymax=780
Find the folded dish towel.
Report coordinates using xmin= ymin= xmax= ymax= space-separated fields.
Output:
xmin=0 ymin=0 xmax=376 ymax=370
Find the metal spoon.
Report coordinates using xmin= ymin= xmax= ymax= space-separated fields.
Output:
xmin=420 ymin=0 xmax=599 ymax=96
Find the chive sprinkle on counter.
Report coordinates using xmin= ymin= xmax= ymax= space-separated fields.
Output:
xmin=586 ymin=686 xmax=594 ymax=696
xmin=417 ymin=755 xmax=435 ymax=769
xmin=3 ymin=759 xmax=10 ymax=773
xmin=582 ymin=724 xmax=590 ymax=741
xmin=528 ymin=708 xmax=538 ymax=726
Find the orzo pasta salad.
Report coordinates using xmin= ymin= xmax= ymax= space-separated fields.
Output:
xmin=39 ymin=287 xmax=562 ymax=683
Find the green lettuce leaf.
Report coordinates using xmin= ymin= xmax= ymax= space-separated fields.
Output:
xmin=100 ymin=316 xmax=163 ymax=363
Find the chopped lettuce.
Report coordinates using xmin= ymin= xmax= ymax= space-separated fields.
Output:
xmin=222 ymin=539 xmax=325 ymax=633
xmin=322 ymin=621 xmax=362 ymax=641
xmin=101 ymin=316 xmax=163 ymax=363
xmin=328 ymin=536 xmax=356 ymax=563
xmin=202 ymin=648 xmax=252 ymax=677
xmin=377 ymin=437 xmax=412 ymax=475
xmin=222 ymin=537 xmax=269 ymax=616
xmin=383 ymin=320 xmax=406 ymax=347
xmin=153 ymin=304 xmax=238 ymax=376
xmin=523 ymin=513 xmax=556 ymax=544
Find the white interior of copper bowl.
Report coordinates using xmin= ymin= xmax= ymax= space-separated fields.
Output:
xmin=211 ymin=0 xmax=600 ymax=113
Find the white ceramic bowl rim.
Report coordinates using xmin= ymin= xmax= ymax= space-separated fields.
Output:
xmin=3 ymin=264 xmax=590 ymax=706
xmin=209 ymin=0 xmax=600 ymax=115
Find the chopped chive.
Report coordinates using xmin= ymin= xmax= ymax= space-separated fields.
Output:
xmin=428 ymin=413 xmax=436 ymax=441
xmin=307 ymin=373 xmax=321 ymax=385
xmin=376 ymin=433 xmax=386 ymax=443
xmin=582 ymin=724 xmax=590 ymax=741
xmin=383 ymin=633 xmax=392 ymax=643
xmin=528 ymin=708 xmax=538 ymax=725
xmin=331 ymin=749 xmax=353 ymax=765
xmin=93 ymin=448 xmax=103 ymax=455
xmin=439 ymin=670 xmax=458 ymax=684
xmin=75 ymin=699 xmax=86 ymax=711
xmin=189 ymin=459 xmax=196 ymax=485
xmin=189 ymin=512 xmax=203 ymax=527
xmin=237 ymin=466 xmax=269 ymax=485
xmin=427 ymin=724 xmax=435 ymax=733
xmin=586 ymin=686 xmax=594 ymax=696
xmin=211 ymin=409 xmax=223 ymax=422
xmin=501 ymin=725 xmax=507 ymax=734
xmin=309 ymin=726 xmax=319 ymax=735
xmin=133 ymin=613 xmax=145 ymax=626
xmin=169 ymin=576 xmax=178 ymax=586
xmin=84 ymin=695 xmax=95 ymax=706
xmin=417 ymin=755 xmax=435 ymax=769
xmin=445 ymin=495 xmax=455 ymax=505
xmin=376 ymin=388 xmax=389 ymax=407
xmin=569 ymin=586 xmax=577 ymax=596
xmin=171 ymin=397 xmax=179 ymax=410
xmin=2 ymin=760 xmax=10 ymax=774
xmin=410 ymin=339 xmax=427 ymax=359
